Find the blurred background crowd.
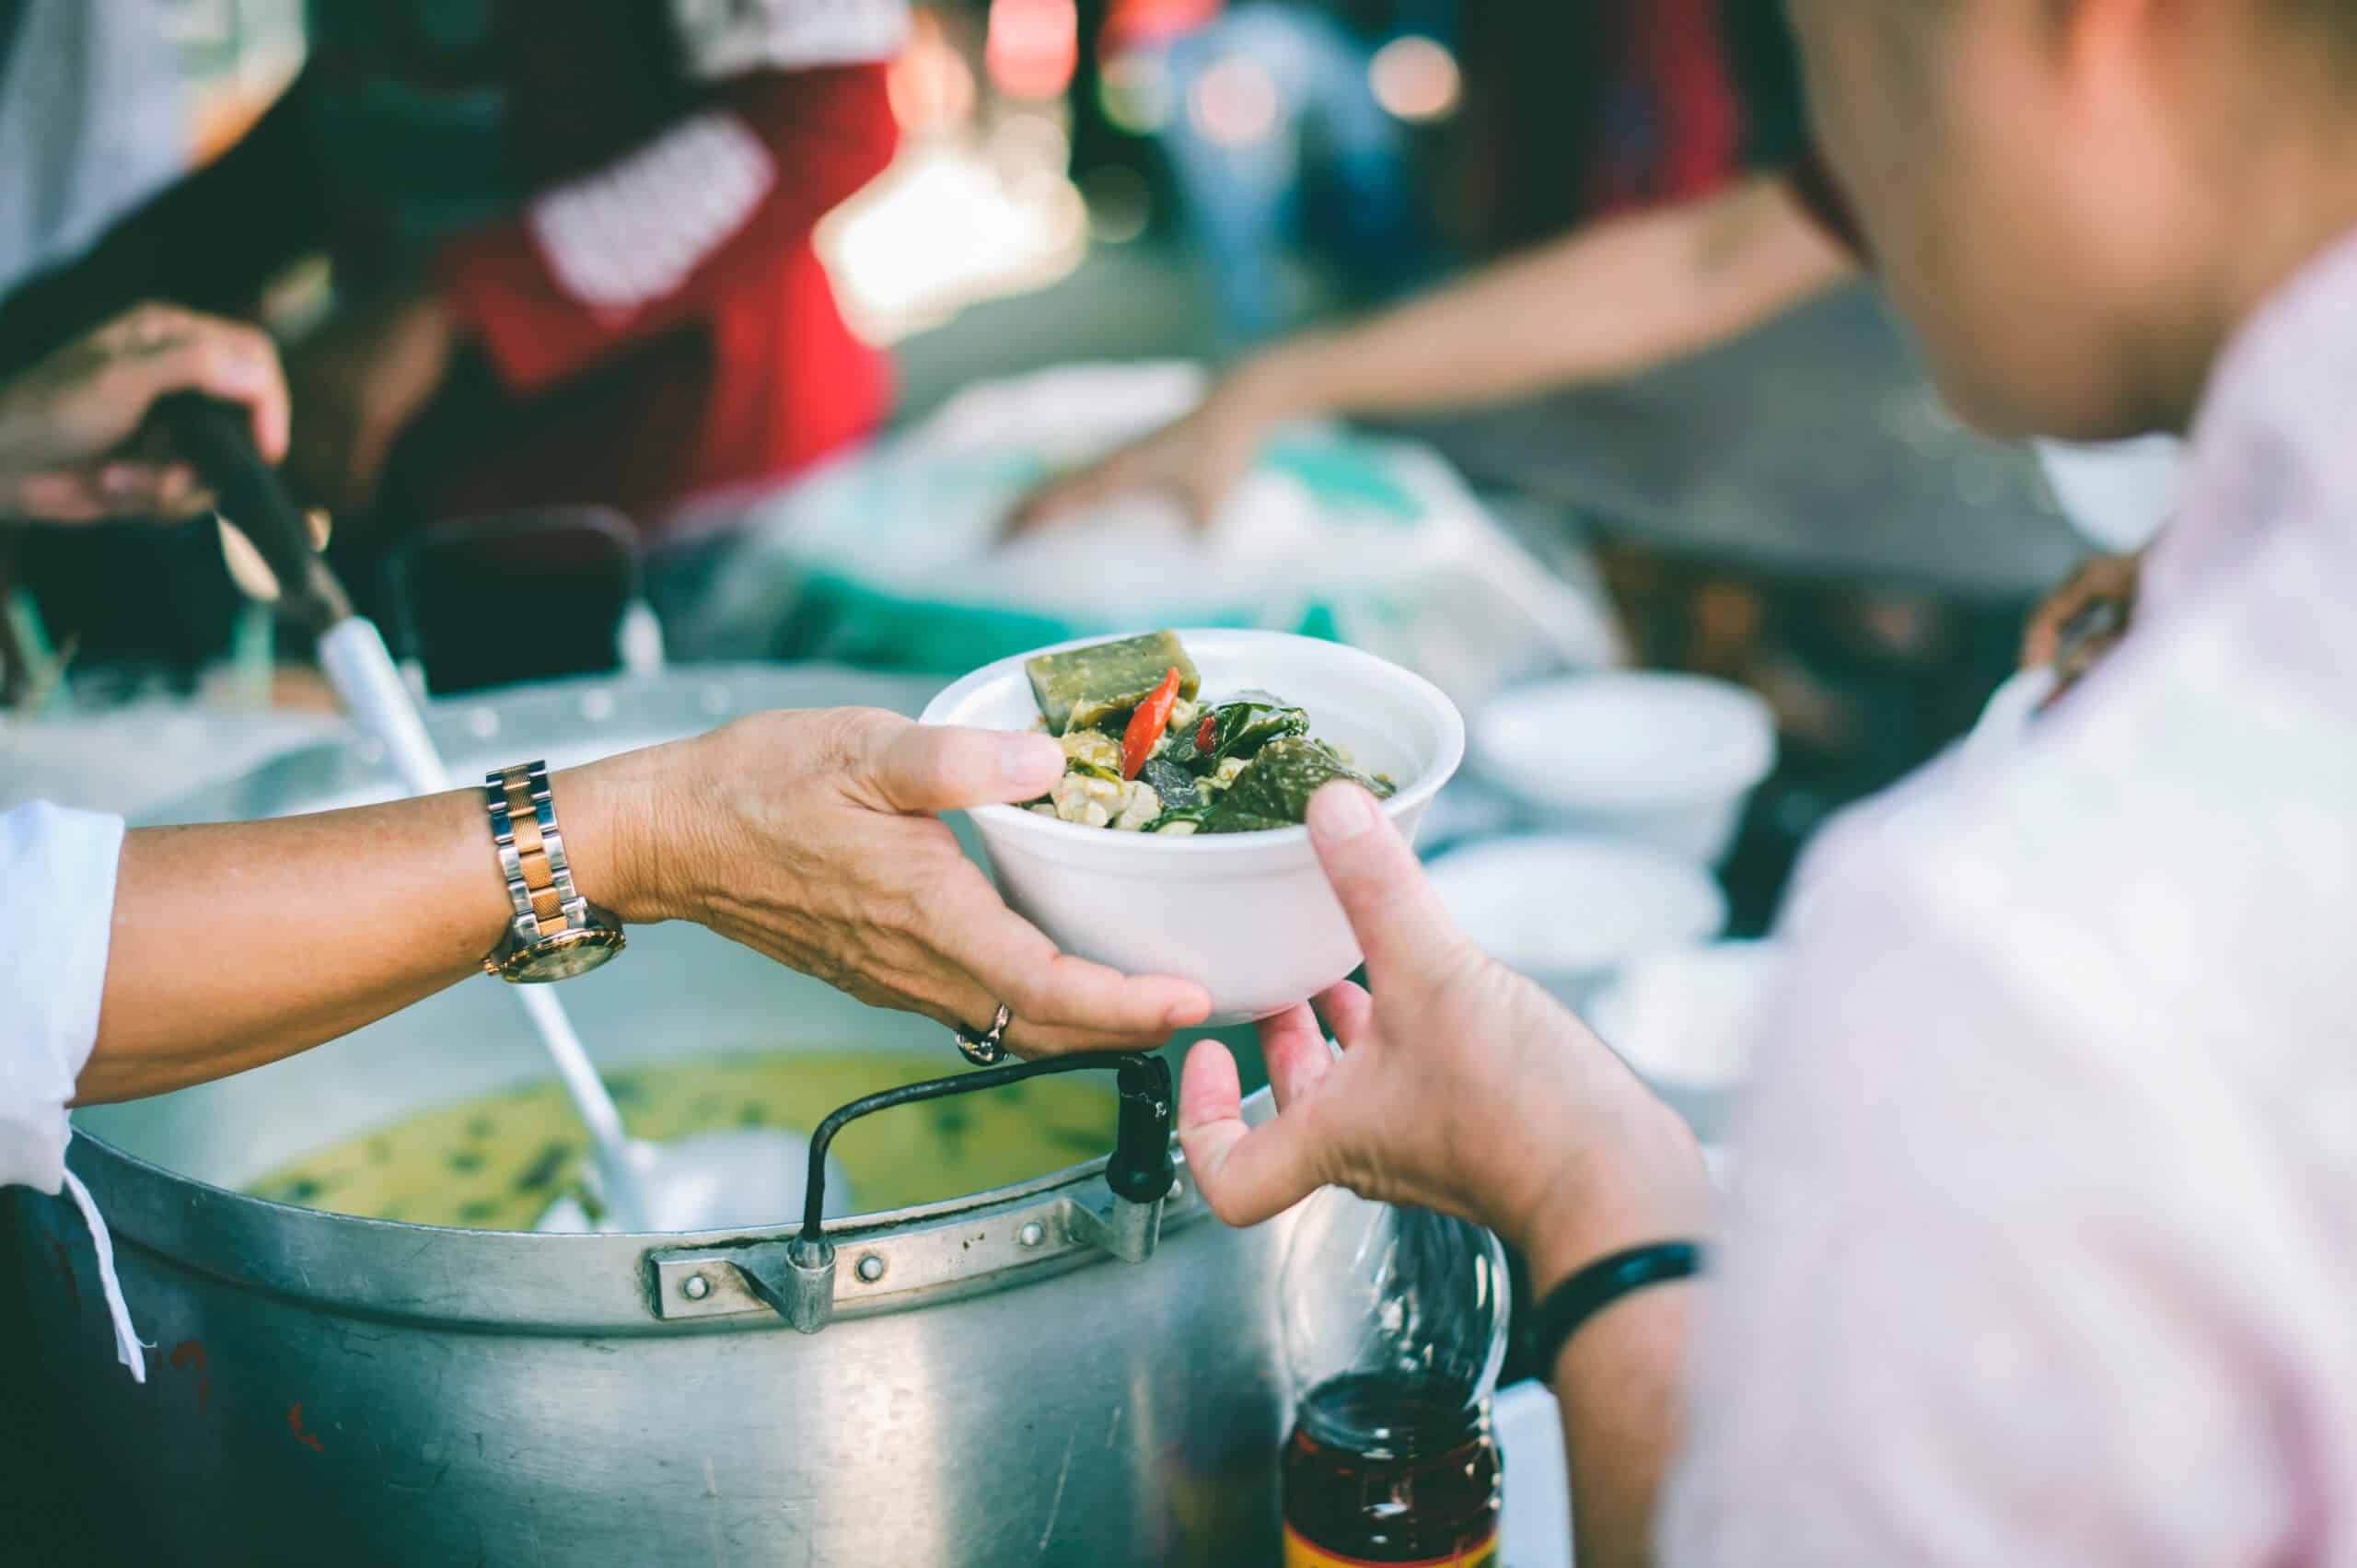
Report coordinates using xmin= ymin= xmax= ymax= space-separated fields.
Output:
xmin=0 ymin=0 xmax=2139 ymax=934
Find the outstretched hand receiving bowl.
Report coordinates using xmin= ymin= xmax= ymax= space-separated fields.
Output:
xmin=1176 ymin=782 xmax=1713 ymax=1284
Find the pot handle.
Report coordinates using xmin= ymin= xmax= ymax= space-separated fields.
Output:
xmin=795 ymin=1051 xmax=1172 ymax=1247
xmin=749 ymin=1051 xmax=1175 ymax=1334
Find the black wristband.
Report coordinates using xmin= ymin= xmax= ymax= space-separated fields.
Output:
xmin=1529 ymin=1241 xmax=1704 ymax=1386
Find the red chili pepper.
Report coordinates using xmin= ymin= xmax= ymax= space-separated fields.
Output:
xmin=1122 ymin=667 xmax=1183 ymax=780
xmin=1195 ymin=713 xmax=1217 ymax=755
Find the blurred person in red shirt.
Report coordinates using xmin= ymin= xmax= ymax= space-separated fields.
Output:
xmin=0 ymin=1 xmax=907 ymax=546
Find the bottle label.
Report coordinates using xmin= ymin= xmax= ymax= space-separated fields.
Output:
xmin=1282 ymin=1525 xmax=1500 ymax=1568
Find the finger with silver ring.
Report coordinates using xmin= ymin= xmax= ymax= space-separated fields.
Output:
xmin=955 ymin=1003 xmax=1014 ymax=1066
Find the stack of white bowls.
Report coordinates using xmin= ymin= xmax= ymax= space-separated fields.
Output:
xmin=1421 ymin=835 xmax=1728 ymax=1014
xmin=1426 ymin=669 xmax=1788 ymax=1136
xmin=1469 ymin=670 xmax=1777 ymax=865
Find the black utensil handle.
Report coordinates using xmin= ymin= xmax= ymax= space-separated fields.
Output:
xmin=150 ymin=391 xmax=316 ymax=589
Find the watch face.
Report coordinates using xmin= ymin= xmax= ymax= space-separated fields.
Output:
xmin=509 ymin=928 xmax=626 ymax=983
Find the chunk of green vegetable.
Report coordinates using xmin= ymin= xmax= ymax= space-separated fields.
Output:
xmin=1138 ymin=756 xmax=1200 ymax=813
xmin=1026 ymin=631 xmax=1202 ymax=736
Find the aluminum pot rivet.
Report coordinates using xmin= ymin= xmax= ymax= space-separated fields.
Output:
xmin=855 ymin=1253 xmax=887 ymax=1283
xmin=681 ymin=1272 xmax=711 ymax=1301
xmin=1017 ymin=1222 xmax=1046 ymax=1249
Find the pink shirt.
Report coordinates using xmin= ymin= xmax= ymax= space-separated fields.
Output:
xmin=1663 ymin=223 xmax=2357 ymax=1565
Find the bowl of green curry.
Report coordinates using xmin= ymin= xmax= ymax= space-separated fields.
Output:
xmin=923 ymin=629 xmax=1464 ymax=1024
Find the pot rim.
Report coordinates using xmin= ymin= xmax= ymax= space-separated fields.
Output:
xmin=64 ymin=1086 xmax=1270 ymax=1333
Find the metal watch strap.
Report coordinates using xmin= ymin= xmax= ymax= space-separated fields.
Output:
xmin=482 ymin=761 xmax=592 ymax=966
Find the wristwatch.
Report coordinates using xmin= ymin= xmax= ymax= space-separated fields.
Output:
xmin=480 ymin=760 xmax=626 ymax=983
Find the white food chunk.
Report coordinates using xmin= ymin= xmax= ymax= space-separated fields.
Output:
xmin=1111 ymin=780 xmax=1162 ymax=832
xmin=1051 ymin=769 xmax=1124 ymax=824
xmin=1155 ymin=819 xmax=1200 ymax=837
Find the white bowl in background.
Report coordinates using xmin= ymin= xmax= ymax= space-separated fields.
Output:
xmin=1584 ymin=939 xmax=1787 ymax=1144
xmin=1473 ymin=671 xmax=1777 ymax=865
xmin=923 ymin=630 xmax=1466 ymax=1025
xmin=1423 ymin=835 xmax=1727 ymax=1011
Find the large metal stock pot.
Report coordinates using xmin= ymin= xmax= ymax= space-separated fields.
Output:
xmin=6 ymin=666 xmax=1292 ymax=1567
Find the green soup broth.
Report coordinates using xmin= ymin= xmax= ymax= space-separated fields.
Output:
xmin=244 ymin=1051 xmax=1119 ymax=1231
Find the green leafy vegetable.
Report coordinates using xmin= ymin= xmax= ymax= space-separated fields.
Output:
xmin=1189 ymin=694 xmax=1309 ymax=772
xmin=1139 ymin=756 xmax=1200 ymax=812
xmin=1205 ymin=737 xmax=1395 ymax=834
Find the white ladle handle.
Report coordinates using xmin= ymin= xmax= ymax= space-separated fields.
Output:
xmin=316 ymin=616 xmax=653 ymax=1231
xmin=318 ymin=619 xmax=449 ymax=798
xmin=511 ymin=984 xmax=648 ymax=1230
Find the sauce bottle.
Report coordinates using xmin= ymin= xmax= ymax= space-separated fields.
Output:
xmin=1277 ymin=1190 xmax=1510 ymax=1566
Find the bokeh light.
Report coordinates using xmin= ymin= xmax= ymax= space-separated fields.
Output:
xmin=1189 ymin=54 xmax=1282 ymax=148
xmin=1368 ymin=35 xmax=1460 ymax=123
xmin=1080 ymin=165 xmax=1154 ymax=244
xmin=1098 ymin=49 xmax=1175 ymax=135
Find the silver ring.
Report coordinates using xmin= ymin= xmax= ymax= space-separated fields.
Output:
xmin=955 ymin=1004 xmax=1014 ymax=1066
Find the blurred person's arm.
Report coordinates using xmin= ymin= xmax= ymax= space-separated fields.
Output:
xmin=0 ymin=75 xmax=331 ymax=373
xmin=1015 ymin=172 xmax=1863 ymax=529
xmin=1239 ymin=173 xmax=1855 ymax=422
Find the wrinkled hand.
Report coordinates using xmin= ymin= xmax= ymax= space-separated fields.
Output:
xmin=0 ymin=304 xmax=289 ymax=522
xmin=284 ymin=285 xmax=456 ymax=517
xmin=1006 ymin=377 xmax=1280 ymax=535
xmin=584 ymin=707 xmax=1213 ymax=1056
xmin=1178 ymin=784 xmax=1710 ymax=1278
xmin=2022 ymin=552 xmax=2140 ymax=672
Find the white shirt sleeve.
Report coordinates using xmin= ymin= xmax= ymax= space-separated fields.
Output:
xmin=1 ymin=798 xmax=146 ymax=1381
xmin=2 ymin=798 xmax=122 ymax=1191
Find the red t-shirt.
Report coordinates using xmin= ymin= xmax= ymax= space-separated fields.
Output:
xmin=1589 ymin=0 xmax=1746 ymax=215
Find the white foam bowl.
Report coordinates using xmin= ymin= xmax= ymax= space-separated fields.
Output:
xmin=1424 ymin=835 xmax=1727 ymax=1011
xmin=1473 ymin=671 xmax=1777 ymax=865
xmin=1584 ymin=939 xmax=1787 ymax=1143
xmin=923 ymin=630 xmax=1466 ymax=1026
